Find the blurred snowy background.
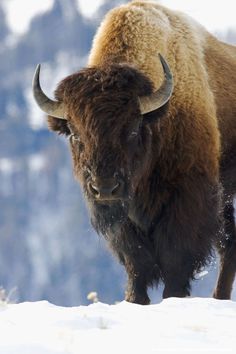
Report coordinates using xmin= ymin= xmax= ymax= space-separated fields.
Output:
xmin=0 ymin=0 xmax=235 ymax=306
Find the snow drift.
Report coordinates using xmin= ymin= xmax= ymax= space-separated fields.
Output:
xmin=0 ymin=297 xmax=235 ymax=353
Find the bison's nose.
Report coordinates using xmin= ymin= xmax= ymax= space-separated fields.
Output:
xmin=87 ymin=177 xmax=124 ymax=200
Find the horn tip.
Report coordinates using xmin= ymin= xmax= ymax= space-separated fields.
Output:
xmin=158 ymin=53 xmax=165 ymax=63
xmin=32 ymin=64 xmax=42 ymax=89
xmin=35 ymin=63 xmax=41 ymax=75
xmin=158 ymin=53 xmax=173 ymax=80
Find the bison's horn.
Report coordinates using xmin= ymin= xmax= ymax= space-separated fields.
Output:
xmin=139 ymin=54 xmax=173 ymax=115
xmin=32 ymin=64 xmax=66 ymax=120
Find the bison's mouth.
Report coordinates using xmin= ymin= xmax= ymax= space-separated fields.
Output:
xmin=93 ymin=197 xmax=129 ymax=215
xmin=89 ymin=197 xmax=130 ymax=233
xmin=93 ymin=196 xmax=130 ymax=204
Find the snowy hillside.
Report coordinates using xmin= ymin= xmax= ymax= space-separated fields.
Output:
xmin=0 ymin=298 xmax=235 ymax=354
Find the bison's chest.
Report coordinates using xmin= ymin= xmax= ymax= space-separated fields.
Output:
xmin=89 ymin=197 xmax=154 ymax=237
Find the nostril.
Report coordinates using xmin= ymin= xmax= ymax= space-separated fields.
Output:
xmin=88 ymin=182 xmax=100 ymax=197
xmin=88 ymin=178 xmax=124 ymax=199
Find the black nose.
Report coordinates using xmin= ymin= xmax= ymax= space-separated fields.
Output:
xmin=87 ymin=177 xmax=124 ymax=200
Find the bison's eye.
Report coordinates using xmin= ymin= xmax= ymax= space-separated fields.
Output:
xmin=130 ymin=131 xmax=138 ymax=138
xmin=70 ymin=133 xmax=80 ymax=144
xmin=128 ymin=131 xmax=138 ymax=141
xmin=69 ymin=134 xmax=84 ymax=152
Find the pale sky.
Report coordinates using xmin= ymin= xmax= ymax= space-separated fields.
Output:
xmin=4 ymin=0 xmax=236 ymax=35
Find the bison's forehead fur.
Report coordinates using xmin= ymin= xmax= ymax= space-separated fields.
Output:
xmin=54 ymin=64 xmax=154 ymax=141
xmin=50 ymin=64 xmax=155 ymax=180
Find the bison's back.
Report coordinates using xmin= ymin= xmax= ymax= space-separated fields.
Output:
xmin=203 ymin=36 xmax=236 ymax=154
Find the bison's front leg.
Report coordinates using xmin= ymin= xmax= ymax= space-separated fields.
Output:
xmin=161 ymin=258 xmax=193 ymax=298
xmin=125 ymin=267 xmax=151 ymax=305
xmin=108 ymin=220 xmax=156 ymax=305
xmin=155 ymin=176 xmax=221 ymax=299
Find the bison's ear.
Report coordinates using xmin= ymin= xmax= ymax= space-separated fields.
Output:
xmin=47 ymin=116 xmax=70 ymax=136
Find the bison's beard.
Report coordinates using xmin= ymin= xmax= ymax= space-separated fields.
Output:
xmin=88 ymin=199 xmax=129 ymax=236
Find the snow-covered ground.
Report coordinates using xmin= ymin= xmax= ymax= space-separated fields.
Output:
xmin=0 ymin=298 xmax=235 ymax=354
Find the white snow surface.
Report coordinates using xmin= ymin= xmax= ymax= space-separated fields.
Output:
xmin=0 ymin=298 xmax=235 ymax=354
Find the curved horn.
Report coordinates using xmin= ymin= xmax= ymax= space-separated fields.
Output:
xmin=139 ymin=54 xmax=174 ymax=115
xmin=32 ymin=64 xmax=66 ymax=120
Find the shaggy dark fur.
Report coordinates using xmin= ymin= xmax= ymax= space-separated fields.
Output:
xmin=47 ymin=64 xmax=222 ymax=304
xmin=213 ymin=145 xmax=236 ymax=299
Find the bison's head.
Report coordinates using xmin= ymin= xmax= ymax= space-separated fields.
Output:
xmin=33 ymin=55 xmax=173 ymax=210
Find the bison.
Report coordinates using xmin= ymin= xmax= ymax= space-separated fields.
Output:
xmin=33 ymin=0 xmax=236 ymax=304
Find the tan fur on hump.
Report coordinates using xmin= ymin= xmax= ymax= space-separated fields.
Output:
xmin=88 ymin=1 xmax=215 ymax=113
xmin=89 ymin=2 xmax=204 ymax=85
